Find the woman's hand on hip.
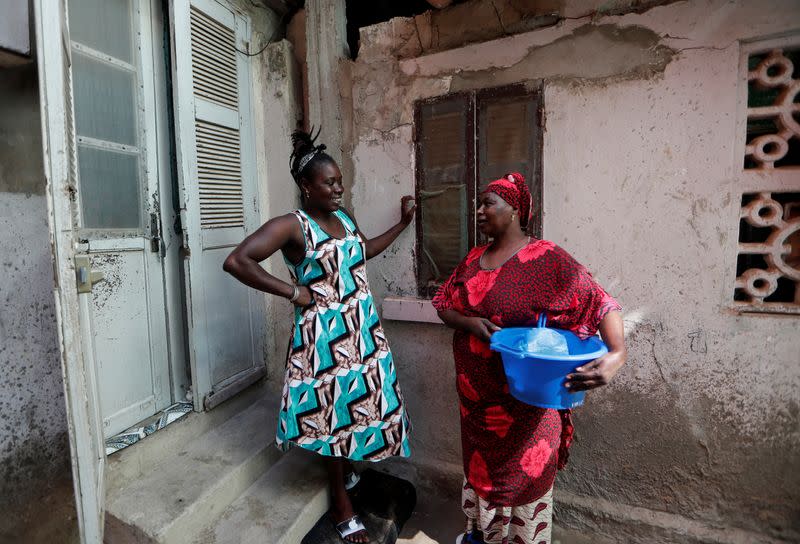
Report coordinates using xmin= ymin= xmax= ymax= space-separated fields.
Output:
xmin=466 ymin=317 xmax=501 ymax=343
xmin=291 ymin=286 xmax=314 ymax=307
xmin=565 ymin=349 xmax=627 ymax=392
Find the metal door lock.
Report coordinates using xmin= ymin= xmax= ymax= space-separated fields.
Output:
xmin=75 ymin=255 xmax=105 ymax=294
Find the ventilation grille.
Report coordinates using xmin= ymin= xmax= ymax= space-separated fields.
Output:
xmin=190 ymin=6 xmax=238 ymax=110
xmin=196 ymin=120 xmax=244 ymax=228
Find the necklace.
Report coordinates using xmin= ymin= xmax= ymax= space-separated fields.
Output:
xmin=479 ymin=236 xmax=530 ymax=271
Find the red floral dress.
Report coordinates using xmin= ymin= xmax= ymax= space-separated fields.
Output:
xmin=432 ymin=239 xmax=621 ymax=506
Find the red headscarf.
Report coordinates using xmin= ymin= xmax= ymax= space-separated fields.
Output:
xmin=483 ymin=172 xmax=532 ymax=228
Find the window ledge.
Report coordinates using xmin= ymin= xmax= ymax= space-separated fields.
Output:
xmin=382 ymin=297 xmax=443 ymax=324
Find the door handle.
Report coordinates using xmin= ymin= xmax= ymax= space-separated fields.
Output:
xmin=75 ymin=256 xmax=105 ymax=294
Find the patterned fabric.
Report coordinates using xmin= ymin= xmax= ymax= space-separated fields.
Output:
xmin=484 ymin=172 xmax=532 ymax=228
xmin=432 ymin=239 xmax=620 ymax=505
xmin=463 ymin=479 xmax=553 ymax=544
xmin=276 ymin=209 xmax=411 ymax=461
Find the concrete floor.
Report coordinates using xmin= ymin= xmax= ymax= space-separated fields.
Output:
xmin=0 ymin=468 xmax=605 ymax=544
xmin=398 ymin=488 xmax=611 ymax=544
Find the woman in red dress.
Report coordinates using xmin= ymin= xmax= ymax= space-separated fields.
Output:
xmin=432 ymin=173 xmax=627 ymax=544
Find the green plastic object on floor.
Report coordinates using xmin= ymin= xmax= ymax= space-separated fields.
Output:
xmin=302 ymin=469 xmax=417 ymax=544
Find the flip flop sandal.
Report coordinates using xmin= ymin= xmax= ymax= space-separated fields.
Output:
xmin=335 ymin=515 xmax=367 ymax=542
xmin=344 ymin=471 xmax=361 ymax=491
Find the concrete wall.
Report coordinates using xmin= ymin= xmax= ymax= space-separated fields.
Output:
xmin=347 ymin=1 xmax=800 ymax=541
xmin=0 ymin=64 xmax=71 ymax=505
xmin=250 ymin=37 xmax=304 ymax=387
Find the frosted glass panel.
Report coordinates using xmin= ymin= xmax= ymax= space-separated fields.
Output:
xmin=73 ymin=53 xmax=137 ymax=146
xmin=78 ymin=146 xmax=141 ymax=228
xmin=69 ymin=0 xmax=133 ymax=62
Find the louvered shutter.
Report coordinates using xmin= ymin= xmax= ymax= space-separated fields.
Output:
xmin=171 ymin=0 xmax=266 ymax=408
xmin=35 ymin=0 xmax=106 ymax=540
xmin=190 ymin=5 xmax=245 ymax=229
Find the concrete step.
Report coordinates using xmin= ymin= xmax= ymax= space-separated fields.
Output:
xmin=193 ymin=447 xmax=330 ymax=544
xmin=106 ymin=394 xmax=282 ymax=544
xmin=107 ymin=382 xmax=274 ymax=493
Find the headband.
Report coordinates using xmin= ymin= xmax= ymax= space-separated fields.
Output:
xmin=483 ymin=172 xmax=532 ymax=228
xmin=290 ymin=141 xmax=328 ymax=184
xmin=297 ymin=148 xmax=321 ymax=173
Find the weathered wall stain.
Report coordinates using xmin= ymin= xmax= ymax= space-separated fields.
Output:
xmin=89 ymin=254 xmax=124 ymax=311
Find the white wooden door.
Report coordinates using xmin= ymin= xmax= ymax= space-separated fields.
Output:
xmin=35 ymin=0 xmax=106 ymax=541
xmin=65 ymin=0 xmax=174 ymax=438
xmin=170 ymin=0 xmax=266 ymax=409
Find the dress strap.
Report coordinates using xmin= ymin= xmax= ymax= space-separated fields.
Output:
xmin=290 ymin=210 xmax=311 ymax=252
xmin=334 ymin=209 xmax=357 ymax=236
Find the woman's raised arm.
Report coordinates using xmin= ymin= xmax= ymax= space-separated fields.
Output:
xmin=341 ymin=196 xmax=416 ymax=260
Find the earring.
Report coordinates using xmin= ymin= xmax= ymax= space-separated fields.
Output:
xmin=511 ymin=214 xmax=516 ymax=222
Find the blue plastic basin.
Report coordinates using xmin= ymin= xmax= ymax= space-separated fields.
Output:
xmin=490 ymin=324 xmax=607 ymax=410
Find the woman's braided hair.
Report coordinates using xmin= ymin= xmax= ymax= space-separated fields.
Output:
xmin=289 ymin=127 xmax=335 ymax=188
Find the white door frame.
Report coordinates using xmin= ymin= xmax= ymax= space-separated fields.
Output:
xmin=35 ymin=0 xmax=106 ymax=540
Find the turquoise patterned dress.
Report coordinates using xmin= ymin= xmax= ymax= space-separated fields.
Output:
xmin=276 ymin=209 xmax=411 ymax=461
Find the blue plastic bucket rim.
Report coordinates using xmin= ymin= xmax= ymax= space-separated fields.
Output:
xmin=490 ymin=327 xmax=608 ymax=362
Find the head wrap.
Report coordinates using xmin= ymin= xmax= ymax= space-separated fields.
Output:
xmin=483 ymin=172 xmax=533 ymax=228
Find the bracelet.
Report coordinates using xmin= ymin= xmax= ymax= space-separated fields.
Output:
xmin=288 ymin=285 xmax=300 ymax=303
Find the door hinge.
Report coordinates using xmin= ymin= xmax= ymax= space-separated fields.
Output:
xmin=75 ymin=256 xmax=105 ymax=294
xmin=150 ymin=212 xmax=162 ymax=254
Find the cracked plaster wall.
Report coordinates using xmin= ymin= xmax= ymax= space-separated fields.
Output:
xmin=0 ymin=65 xmax=71 ymax=506
xmin=348 ymin=0 xmax=800 ymax=540
xmin=376 ymin=0 xmax=685 ymax=60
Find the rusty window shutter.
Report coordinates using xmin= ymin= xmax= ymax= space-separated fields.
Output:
xmin=416 ymin=95 xmax=473 ymax=296
xmin=414 ymin=85 xmax=543 ymax=297
xmin=477 ymin=88 xmax=543 ymax=240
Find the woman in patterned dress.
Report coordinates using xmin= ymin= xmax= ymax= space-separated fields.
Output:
xmin=223 ymin=130 xmax=414 ymax=543
xmin=432 ymin=173 xmax=627 ymax=544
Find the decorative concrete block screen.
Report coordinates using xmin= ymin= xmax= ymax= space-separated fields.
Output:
xmin=735 ymin=192 xmax=800 ymax=312
xmin=744 ymin=46 xmax=800 ymax=170
xmin=735 ymin=38 xmax=800 ymax=313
